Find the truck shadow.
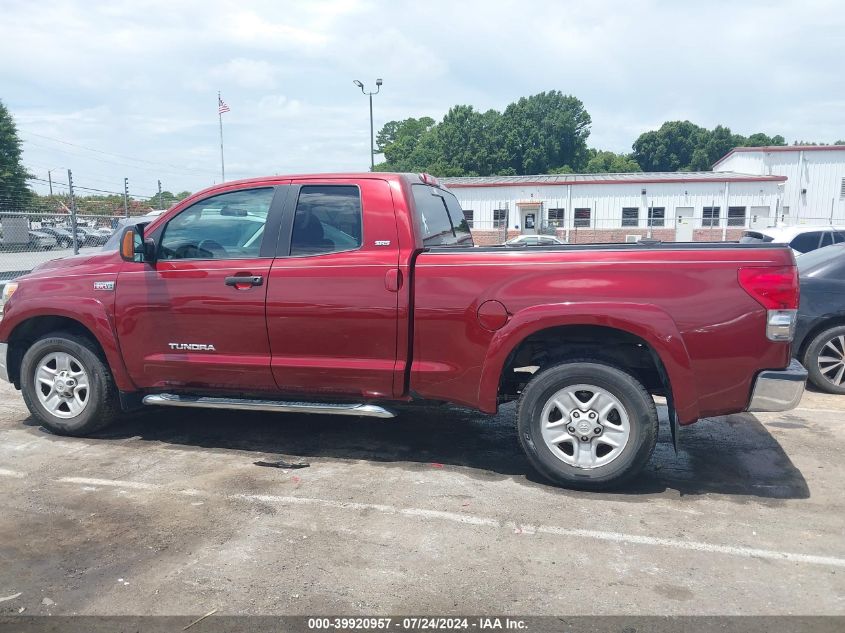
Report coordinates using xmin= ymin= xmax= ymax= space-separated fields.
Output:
xmin=29 ymin=403 xmax=809 ymax=500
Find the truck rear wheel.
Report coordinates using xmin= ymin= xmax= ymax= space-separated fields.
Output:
xmin=517 ymin=361 xmax=658 ymax=489
xmin=20 ymin=333 xmax=120 ymax=436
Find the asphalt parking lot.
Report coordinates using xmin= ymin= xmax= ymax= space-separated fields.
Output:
xmin=0 ymin=381 xmax=843 ymax=617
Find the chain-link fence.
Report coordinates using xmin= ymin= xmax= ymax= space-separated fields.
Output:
xmin=0 ymin=187 xmax=188 ymax=284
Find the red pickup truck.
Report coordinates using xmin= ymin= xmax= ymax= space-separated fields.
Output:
xmin=0 ymin=173 xmax=807 ymax=489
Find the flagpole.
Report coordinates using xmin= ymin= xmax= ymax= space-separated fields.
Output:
xmin=218 ymin=91 xmax=225 ymax=182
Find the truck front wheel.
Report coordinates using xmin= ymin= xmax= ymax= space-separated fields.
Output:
xmin=517 ymin=361 xmax=658 ymax=490
xmin=20 ymin=333 xmax=120 ymax=436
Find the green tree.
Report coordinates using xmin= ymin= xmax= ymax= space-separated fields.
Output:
xmin=745 ymin=133 xmax=786 ymax=146
xmin=373 ymin=91 xmax=591 ymax=176
xmin=0 ymin=99 xmax=33 ymax=210
xmin=152 ymin=190 xmax=191 ymax=209
xmin=499 ymin=91 xmax=591 ymax=174
xmin=632 ymin=121 xmax=709 ymax=171
xmin=634 ymin=121 xmax=787 ymax=171
xmin=584 ymin=149 xmax=640 ymax=173
xmin=375 ymin=117 xmax=435 ymax=169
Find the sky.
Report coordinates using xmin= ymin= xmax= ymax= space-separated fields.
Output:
xmin=1 ymin=0 xmax=843 ymax=199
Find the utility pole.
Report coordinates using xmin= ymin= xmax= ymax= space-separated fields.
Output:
xmin=48 ymin=170 xmax=53 ymax=196
xmin=158 ymin=180 xmax=163 ymax=210
xmin=67 ymin=169 xmax=79 ymax=255
xmin=123 ymin=178 xmax=129 ymax=218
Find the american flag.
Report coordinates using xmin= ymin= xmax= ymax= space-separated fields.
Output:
xmin=218 ymin=96 xmax=230 ymax=115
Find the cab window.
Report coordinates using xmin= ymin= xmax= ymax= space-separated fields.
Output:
xmin=159 ymin=188 xmax=275 ymax=260
xmin=412 ymin=184 xmax=473 ymax=247
xmin=290 ymin=185 xmax=362 ymax=256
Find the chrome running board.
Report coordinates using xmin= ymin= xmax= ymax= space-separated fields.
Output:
xmin=142 ymin=394 xmax=396 ymax=418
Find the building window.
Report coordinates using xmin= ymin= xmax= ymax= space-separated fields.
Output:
xmin=728 ymin=206 xmax=746 ymax=227
xmin=621 ymin=207 xmax=639 ymax=227
xmin=493 ymin=209 xmax=508 ymax=228
xmin=463 ymin=210 xmax=474 ymax=228
xmin=648 ymin=207 xmax=665 ymax=227
xmin=547 ymin=208 xmax=565 ymax=227
xmin=574 ymin=208 xmax=591 ymax=228
xmin=703 ymin=206 xmax=720 ymax=227
xmin=840 ymin=177 xmax=845 ymax=199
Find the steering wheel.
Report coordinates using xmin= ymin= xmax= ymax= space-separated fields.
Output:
xmin=197 ymin=239 xmax=229 ymax=259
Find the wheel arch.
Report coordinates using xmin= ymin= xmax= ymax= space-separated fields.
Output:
xmin=5 ymin=310 xmax=135 ymax=391
xmin=477 ymin=302 xmax=700 ymax=423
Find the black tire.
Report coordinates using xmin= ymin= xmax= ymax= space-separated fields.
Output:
xmin=20 ymin=333 xmax=120 ymax=436
xmin=517 ymin=361 xmax=658 ymax=490
xmin=803 ymin=325 xmax=845 ymax=395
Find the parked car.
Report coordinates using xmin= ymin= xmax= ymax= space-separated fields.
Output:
xmin=74 ymin=226 xmax=110 ymax=247
xmin=504 ymin=235 xmax=565 ymax=246
xmin=792 ymin=243 xmax=845 ymax=394
xmin=28 ymin=231 xmax=57 ymax=251
xmin=740 ymin=226 xmax=845 ymax=255
xmin=0 ymin=173 xmax=806 ymax=490
xmin=36 ymin=226 xmax=76 ymax=249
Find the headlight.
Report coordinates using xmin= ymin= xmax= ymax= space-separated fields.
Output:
xmin=0 ymin=282 xmax=18 ymax=318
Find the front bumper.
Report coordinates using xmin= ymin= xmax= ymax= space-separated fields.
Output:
xmin=0 ymin=342 xmax=8 ymax=383
xmin=747 ymin=359 xmax=807 ymax=412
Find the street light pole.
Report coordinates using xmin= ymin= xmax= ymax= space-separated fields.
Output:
xmin=353 ymin=78 xmax=382 ymax=171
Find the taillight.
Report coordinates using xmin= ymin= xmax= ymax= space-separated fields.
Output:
xmin=738 ymin=266 xmax=799 ymax=310
xmin=738 ymin=266 xmax=800 ymax=342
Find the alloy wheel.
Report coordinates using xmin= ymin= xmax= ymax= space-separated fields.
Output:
xmin=540 ymin=384 xmax=631 ymax=469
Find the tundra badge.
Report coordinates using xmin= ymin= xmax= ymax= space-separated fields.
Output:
xmin=168 ymin=343 xmax=216 ymax=351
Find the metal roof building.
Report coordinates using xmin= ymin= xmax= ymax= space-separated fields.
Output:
xmin=713 ymin=145 xmax=845 ymax=226
xmin=441 ymin=170 xmax=787 ymax=244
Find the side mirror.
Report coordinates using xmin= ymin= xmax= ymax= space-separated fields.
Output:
xmin=120 ymin=225 xmax=156 ymax=263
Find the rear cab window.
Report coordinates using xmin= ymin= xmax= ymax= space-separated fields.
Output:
xmin=411 ymin=184 xmax=473 ymax=247
xmin=290 ymin=185 xmax=362 ymax=256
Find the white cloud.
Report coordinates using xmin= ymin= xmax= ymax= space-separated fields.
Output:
xmin=1 ymin=0 xmax=843 ymax=194
xmin=208 ymin=58 xmax=282 ymax=89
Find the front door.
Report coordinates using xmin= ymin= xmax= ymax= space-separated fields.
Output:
xmin=265 ymin=178 xmax=400 ymax=399
xmin=675 ymin=207 xmax=694 ymax=241
xmin=520 ymin=208 xmax=538 ymax=234
xmin=115 ymin=185 xmax=287 ymax=391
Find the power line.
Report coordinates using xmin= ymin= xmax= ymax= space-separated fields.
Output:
xmin=25 ymin=162 xmax=150 ymax=190
xmin=22 ymin=138 xmax=210 ymax=181
xmin=28 ymin=176 xmax=156 ymax=199
xmin=20 ymin=129 xmax=219 ymax=177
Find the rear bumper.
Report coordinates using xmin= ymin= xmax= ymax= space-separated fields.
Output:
xmin=0 ymin=342 xmax=8 ymax=383
xmin=747 ymin=359 xmax=807 ymax=412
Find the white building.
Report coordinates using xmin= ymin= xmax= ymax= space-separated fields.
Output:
xmin=442 ymin=171 xmax=786 ymax=244
xmin=713 ymin=145 xmax=845 ymax=226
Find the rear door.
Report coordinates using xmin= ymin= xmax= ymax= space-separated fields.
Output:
xmin=265 ymin=178 xmax=401 ymax=398
xmin=116 ymin=185 xmax=288 ymax=391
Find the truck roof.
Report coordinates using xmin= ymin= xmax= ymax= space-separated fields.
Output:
xmin=183 ymin=173 xmax=435 ymax=204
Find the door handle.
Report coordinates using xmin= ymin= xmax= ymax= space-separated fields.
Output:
xmin=225 ymin=275 xmax=264 ymax=288
xmin=384 ymin=268 xmax=403 ymax=292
